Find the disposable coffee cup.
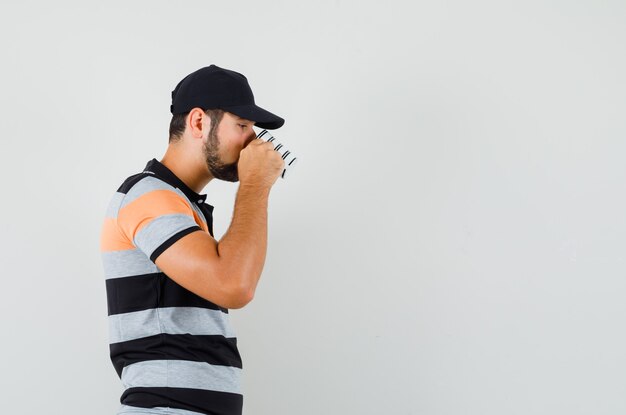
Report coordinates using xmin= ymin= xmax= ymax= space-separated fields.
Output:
xmin=256 ymin=129 xmax=297 ymax=179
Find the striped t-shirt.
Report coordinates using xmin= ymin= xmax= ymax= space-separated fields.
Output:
xmin=99 ymin=158 xmax=243 ymax=415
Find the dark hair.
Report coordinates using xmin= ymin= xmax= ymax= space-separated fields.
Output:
xmin=168 ymin=108 xmax=225 ymax=144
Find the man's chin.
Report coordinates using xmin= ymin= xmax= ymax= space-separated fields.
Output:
xmin=212 ymin=171 xmax=239 ymax=183
xmin=207 ymin=163 xmax=239 ymax=183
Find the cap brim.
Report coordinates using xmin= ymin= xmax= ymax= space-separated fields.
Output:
xmin=221 ymin=104 xmax=285 ymax=130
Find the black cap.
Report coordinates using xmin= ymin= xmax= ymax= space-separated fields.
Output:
xmin=170 ymin=64 xmax=285 ymax=130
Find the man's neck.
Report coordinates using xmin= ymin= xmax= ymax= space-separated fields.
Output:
xmin=160 ymin=147 xmax=213 ymax=194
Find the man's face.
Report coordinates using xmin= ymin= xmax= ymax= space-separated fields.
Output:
xmin=202 ymin=111 xmax=256 ymax=182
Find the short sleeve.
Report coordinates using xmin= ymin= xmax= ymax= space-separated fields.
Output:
xmin=117 ymin=186 xmax=201 ymax=263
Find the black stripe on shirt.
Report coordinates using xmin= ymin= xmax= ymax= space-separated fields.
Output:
xmin=110 ymin=333 xmax=242 ymax=377
xmin=106 ymin=271 xmax=228 ymax=316
xmin=150 ymin=226 xmax=203 ymax=263
xmin=121 ymin=386 xmax=243 ymax=415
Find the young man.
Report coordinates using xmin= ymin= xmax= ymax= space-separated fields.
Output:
xmin=99 ymin=64 xmax=285 ymax=415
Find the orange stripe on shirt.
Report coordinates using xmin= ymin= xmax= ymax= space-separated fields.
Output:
xmin=100 ymin=217 xmax=135 ymax=252
xmin=117 ymin=189 xmax=205 ymax=243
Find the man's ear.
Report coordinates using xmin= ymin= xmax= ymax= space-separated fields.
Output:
xmin=188 ymin=108 xmax=208 ymax=138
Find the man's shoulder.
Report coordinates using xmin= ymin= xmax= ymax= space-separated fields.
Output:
xmin=105 ymin=171 xmax=188 ymax=219
xmin=115 ymin=170 xmax=161 ymax=194
xmin=124 ymin=174 xmax=191 ymax=208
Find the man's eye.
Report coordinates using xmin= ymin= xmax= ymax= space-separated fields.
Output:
xmin=238 ymin=124 xmax=246 ymax=129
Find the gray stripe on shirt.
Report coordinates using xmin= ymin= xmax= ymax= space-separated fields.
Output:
xmin=108 ymin=307 xmax=236 ymax=344
xmin=121 ymin=359 xmax=242 ymax=394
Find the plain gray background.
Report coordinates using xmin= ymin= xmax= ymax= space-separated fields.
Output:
xmin=0 ymin=1 xmax=625 ymax=414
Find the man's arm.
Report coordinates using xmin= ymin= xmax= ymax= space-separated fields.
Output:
xmin=154 ymin=183 xmax=270 ymax=309
xmin=217 ymin=183 xmax=270 ymax=303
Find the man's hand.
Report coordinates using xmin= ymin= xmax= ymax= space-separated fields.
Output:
xmin=238 ymin=138 xmax=285 ymax=190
